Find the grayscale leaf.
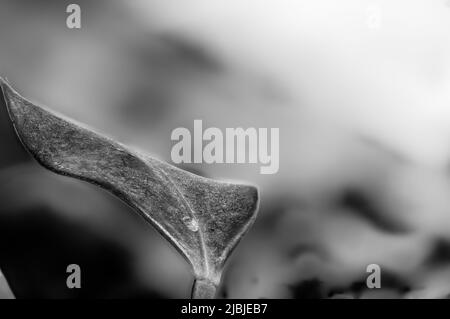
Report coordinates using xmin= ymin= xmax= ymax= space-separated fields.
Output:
xmin=0 ymin=267 xmax=14 ymax=299
xmin=0 ymin=77 xmax=259 ymax=298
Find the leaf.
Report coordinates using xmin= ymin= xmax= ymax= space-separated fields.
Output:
xmin=0 ymin=268 xmax=14 ymax=299
xmin=0 ymin=77 xmax=259 ymax=298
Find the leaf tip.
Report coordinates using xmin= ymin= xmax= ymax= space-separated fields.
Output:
xmin=244 ymin=183 xmax=259 ymax=210
xmin=236 ymin=182 xmax=260 ymax=215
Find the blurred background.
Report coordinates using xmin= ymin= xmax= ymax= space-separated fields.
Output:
xmin=1 ymin=0 xmax=450 ymax=298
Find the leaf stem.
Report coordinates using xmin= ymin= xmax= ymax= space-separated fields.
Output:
xmin=191 ymin=279 xmax=217 ymax=299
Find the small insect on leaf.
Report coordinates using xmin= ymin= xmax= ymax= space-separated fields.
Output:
xmin=0 ymin=77 xmax=259 ymax=299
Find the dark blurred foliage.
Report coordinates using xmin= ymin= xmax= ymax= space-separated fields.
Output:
xmin=0 ymin=84 xmax=29 ymax=167
xmin=0 ymin=207 xmax=163 ymax=299
xmin=290 ymin=279 xmax=323 ymax=299
xmin=336 ymin=187 xmax=409 ymax=234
